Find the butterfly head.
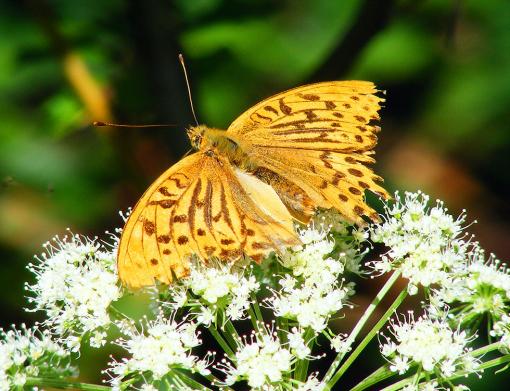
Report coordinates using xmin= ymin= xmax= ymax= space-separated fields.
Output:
xmin=186 ymin=125 xmax=207 ymax=149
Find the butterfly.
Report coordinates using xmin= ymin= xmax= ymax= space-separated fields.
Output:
xmin=117 ymin=81 xmax=389 ymax=288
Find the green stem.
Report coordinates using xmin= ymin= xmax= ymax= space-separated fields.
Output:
xmin=471 ymin=341 xmax=503 ymax=357
xmin=248 ymin=306 xmax=261 ymax=332
xmin=323 ymin=270 xmax=402 ymax=385
xmin=294 ymin=328 xmax=316 ymax=382
xmin=381 ymin=354 xmax=510 ymax=391
xmin=209 ymin=326 xmax=235 ymax=360
xmin=25 ymin=377 xmax=111 ymax=390
xmin=251 ymin=293 xmax=264 ymax=323
xmin=223 ymin=320 xmax=241 ymax=349
xmin=349 ymin=364 xmax=395 ymax=391
xmin=174 ymin=370 xmax=213 ymax=390
xmin=351 ymin=340 xmax=505 ymax=391
xmin=326 ymin=286 xmax=408 ymax=389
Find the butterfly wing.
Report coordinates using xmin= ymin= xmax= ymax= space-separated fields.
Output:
xmin=226 ymin=81 xmax=389 ymax=224
xmin=118 ymin=152 xmax=299 ymax=288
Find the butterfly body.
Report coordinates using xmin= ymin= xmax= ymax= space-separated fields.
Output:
xmin=118 ymin=81 xmax=389 ymax=288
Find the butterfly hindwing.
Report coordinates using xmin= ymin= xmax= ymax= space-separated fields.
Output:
xmin=246 ymin=146 xmax=388 ymax=224
xmin=118 ymin=152 xmax=299 ymax=288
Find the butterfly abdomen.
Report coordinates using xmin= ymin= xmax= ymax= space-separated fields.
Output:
xmin=251 ymin=167 xmax=315 ymax=223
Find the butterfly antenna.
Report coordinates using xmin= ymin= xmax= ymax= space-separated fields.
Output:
xmin=179 ymin=54 xmax=199 ymax=126
xmin=93 ymin=121 xmax=177 ymax=128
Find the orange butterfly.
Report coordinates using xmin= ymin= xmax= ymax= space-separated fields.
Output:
xmin=117 ymin=81 xmax=388 ymax=288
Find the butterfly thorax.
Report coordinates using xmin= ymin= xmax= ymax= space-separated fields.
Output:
xmin=187 ymin=125 xmax=257 ymax=171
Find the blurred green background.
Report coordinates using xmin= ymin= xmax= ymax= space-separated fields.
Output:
xmin=1 ymin=0 xmax=509 ymax=388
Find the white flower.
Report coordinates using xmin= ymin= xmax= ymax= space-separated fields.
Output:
xmin=165 ymin=261 xmax=259 ymax=326
xmin=312 ymin=209 xmax=350 ymax=235
xmin=0 ymin=324 xmax=75 ymax=390
xmin=330 ymin=333 xmax=351 ymax=354
xmin=217 ymin=326 xmax=295 ymax=389
xmin=430 ymin=246 xmax=510 ymax=344
xmin=296 ymin=373 xmax=326 ymax=390
xmin=107 ymin=313 xmax=211 ymax=386
xmin=26 ymin=232 xmax=121 ymax=350
xmin=380 ymin=312 xmax=479 ymax=379
xmin=287 ymin=328 xmax=311 ymax=359
xmin=369 ymin=191 xmax=469 ymax=293
xmin=267 ymin=224 xmax=355 ymax=332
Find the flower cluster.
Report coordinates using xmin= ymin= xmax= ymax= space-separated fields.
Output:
xmin=370 ymin=191 xmax=469 ymax=294
xmin=430 ymin=245 xmax=510 ymax=349
xmin=25 ymin=233 xmax=121 ymax=351
xmin=165 ymin=261 xmax=260 ymax=327
xmin=106 ymin=313 xmax=212 ymax=389
xmin=266 ymin=223 xmax=354 ymax=333
xmin=380 ymin=312 xmax=479 ymax=380
xmin=0 ymin=324 xmax=75 ymax=390
xmin=6 ymin=191 xmax=509 ymax=391
xmin=217 ymin=324 xmax=318 ymax=389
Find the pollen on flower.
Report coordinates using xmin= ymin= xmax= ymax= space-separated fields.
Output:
xmin=25 ymin=231 xmax=121 ymax=351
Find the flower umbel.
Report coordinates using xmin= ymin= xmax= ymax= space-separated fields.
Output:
xmin=380 ymin=311 xmax=479 ymax=381
xmin=370 ymin=191 xmax=469 ymax=294
xmin=267 ymin=223 xmax=354 ymax=333
xmin=164 ymin=260 xmax=260 ymax=327
xmin=25 ymin=233 xmax=121 ymax=351
xmin=217 ymin=323 xmax=297 ymax=389
xmin=7 ymin=192 xmax=510 ymax=391
xmin=106 ymin=313 xmax=212 ymax=388
xmin=0 ymin=324 xmax=75 ymax=391
xmin=430 ymin=244 xmax=510 ymax=350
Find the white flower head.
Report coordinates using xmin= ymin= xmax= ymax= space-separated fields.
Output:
xmin=369 ymin=191 xmax=470 ymax=293
xmin=380 ymin=311 xmax=479 ymax=380
xmin=25 ymin=232 xmax=121 ymax=351
xmin=216 ymin=323 xmax=297 ymax=389
xmin=0 ymin=324 xmax=76 ymax=390
xmin=165 ymin=260 xmax=260 ymax=326
xmin=430 ymin=245 xmax=510 ymax=345
xmin=267 ymin=223 xmax=355 ymax=332
xmin=330 ymin=333 xmax=351 ymax=354
xmin=106 ymin=313 xmax=212 ymax=387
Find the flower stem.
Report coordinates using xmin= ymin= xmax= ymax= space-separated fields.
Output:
xmin=174 ymin=369 xmax=213 ymax=390
xmin=251 ymin=293 xmax=264 ymax=323
xmin=323 ymin=270 xmax=402 ymax=385
xmin=25 ymin=377 xmax=111 ymax=390
xmin=248 ymin=306 xmax=261 ymax=332
xmin=326 ymin=285 xmax=408 ymax=389
xmin=349 ymin=364 xmax=395 ymax=391
xmin=351 ymin=341 xmax=505 ymax=391
xmin=224 ymin=320 xmax=241 ymax=348
xmin=209 ymin=326 xmax=235 ymax=360
xmin=471 ymin=341 xmax=503 ymax=357
xmin=294 ymin=327 xmax=316 ymax=382
xmin=380 ymin=354 xmax=510 ymax=391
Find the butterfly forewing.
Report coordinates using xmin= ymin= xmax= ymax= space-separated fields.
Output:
xmin=118 ymin=152 xmax=299 ymax=288
xmin=228 ymin=81 xmax=382 ymax=152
